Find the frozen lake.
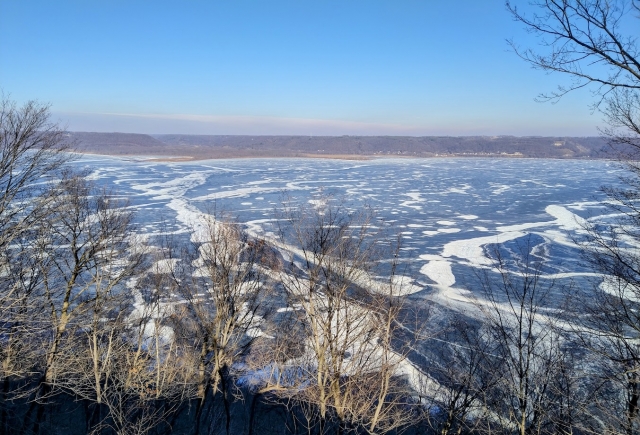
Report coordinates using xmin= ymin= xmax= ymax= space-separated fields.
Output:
xmin=77 ymin=155 xmax=626 ymax=311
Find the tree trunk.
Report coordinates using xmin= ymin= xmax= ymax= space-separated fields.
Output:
xmin=247 ymin=392 xmax=261 ymax=435
xmin=219 ymin=366 xmax=232 ymax=435
xmin=194 ymin=384 xmax=211 ymax=435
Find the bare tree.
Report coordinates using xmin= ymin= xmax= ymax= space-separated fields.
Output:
xmin=0 ymin=96 xmax=71 ymax=375
xmin=508 ymin=2 xmax=640 ymax=433
xmin=420 ymin=314 xmax=502 ymax=435
xmin=8 ymin=172 xmax=143 ymax=435
xmin=570 ymin=243 xmax=640 ymax=434
xmin=0 ymin=97 xmax=72 ymax=432
xmin=474 ymin=239 xmax=569 ymax=435
xmin=0 ymin=164 xmax=146 ymax=433
xmin=172 ymin=212 xmax=272 ymax=435
xmin=38 ymin=173 xmax=140 ymax=385
xmin=56 ymin=240 xmax=196 ymax=435
xmin=0 ymin=96 xmax=71 ymax=251
xmin=508 ymin=0 xmax=640 ymax=157
xmin=262 ymin=199 xmax=413 ymax=435
xmin=507 ymin=0 xmax=639 ymax=101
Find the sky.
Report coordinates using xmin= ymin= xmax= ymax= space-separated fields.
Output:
xmin=0 ymin=1 xmax=612 ymax=136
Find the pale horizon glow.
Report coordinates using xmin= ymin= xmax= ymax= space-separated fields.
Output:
xmin=54 ymin=110 xmax=600 ymax=137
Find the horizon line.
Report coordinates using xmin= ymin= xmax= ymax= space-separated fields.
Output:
xmin=65 ymin=131 xmax=606 ymax=138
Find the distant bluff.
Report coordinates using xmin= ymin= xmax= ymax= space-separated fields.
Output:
xmin=70 ymin=132 xmax=610 ymax=160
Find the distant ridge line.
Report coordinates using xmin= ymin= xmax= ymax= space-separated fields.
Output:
xmin=69 ymin=132 xmax=611 ymax=160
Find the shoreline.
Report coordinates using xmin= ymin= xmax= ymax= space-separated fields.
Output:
xmin=72 ymin=149 xmax=610 ymax=163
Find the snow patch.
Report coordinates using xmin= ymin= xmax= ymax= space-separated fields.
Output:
xmin=420 ymin=260 xmax=456 ymax=287
xmin=437 ymin=220 xmax=456 ymax=226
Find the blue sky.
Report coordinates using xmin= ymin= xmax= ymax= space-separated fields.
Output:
xmin=0 ymin=1 xmax=604 ymax=135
